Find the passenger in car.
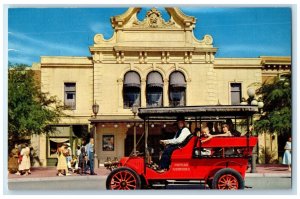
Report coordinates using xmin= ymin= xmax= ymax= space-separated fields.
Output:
xmin=212 ymin=123 xmax=235 ymax=155
xmin=226 ymin=119 xmax=241 ymax=137
xmin=200 ymin=126 xmax=214 ymax=143
xmin=213 ymin=124 xmax=233 ymax=137
xmin=199 ymin=126 xmax=214 ymax=155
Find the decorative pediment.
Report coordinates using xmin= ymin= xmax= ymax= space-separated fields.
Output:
xmin=132 ymin=8 xmax=176 ymax=29
xmin=110 ymin=7 xmax=196 ymax=30
xmin=92 ymin=7 xmax=217 ymax=54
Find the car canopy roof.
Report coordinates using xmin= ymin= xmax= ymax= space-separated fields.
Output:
xmin=138 ymin=105 xmax=258 ymax=120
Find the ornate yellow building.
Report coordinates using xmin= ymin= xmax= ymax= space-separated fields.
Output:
xmin=30 ymin=8 xmax=291 ymax=166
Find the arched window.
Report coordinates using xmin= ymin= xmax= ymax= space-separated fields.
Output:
xmin=123 ymin=71 xmax=141 ymax=108
xmin=146 ymin=71 xmax=163 ymax=107
xmin=169 ymin=71 xmax=186 ymax=107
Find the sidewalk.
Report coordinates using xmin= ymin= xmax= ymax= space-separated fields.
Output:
xmin=8 ymin=164 xmax=291 ymax=180
xmin=8 ymin=166 xmax=111 ymax=180
xmin=245 ymin=164 xmax=292 ymax=177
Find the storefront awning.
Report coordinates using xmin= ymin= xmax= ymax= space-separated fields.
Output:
xmin=124 ymin=72 xmax=140 ymax=88
xmin=147 ymin=72 xmax=163 ymax=88
xmin=170 ymin=71 xmax=186 ymax=88
xmin=49 ymin=138 xmax=69 ymax=143
xmin=89 ymin=115 xmax=143 ymax=123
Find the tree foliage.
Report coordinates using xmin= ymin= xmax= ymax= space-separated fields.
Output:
xmin=254 ymin=74 xmax=291 ymax=136
xmin=8 ymin=63 xmax=65 ymax=150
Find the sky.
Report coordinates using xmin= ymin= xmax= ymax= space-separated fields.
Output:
xmin=8 ymin=7 xmax=292 ymax=65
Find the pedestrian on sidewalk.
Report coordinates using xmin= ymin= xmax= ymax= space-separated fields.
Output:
xmin=66 ymin=143 xmax=72 ymax=172
xmin=72 ymin=145 xmax=81 ymax=174
xmin=79 ymin=140 xmax=87 ymax=175
xmin=18 ymin=143 xmax=31 ymax=176
xmin=15 ymin=144 xmax=22 ymax=175
xmin=282 ymin=137 xmax=292 ymax=171
xmin=57 ymin=143 xmax=71 ymax=176
xmin=85 ymin=138 xmax=97 ymax=175
xmin=8 ymin=144 xmax=19 ymax=174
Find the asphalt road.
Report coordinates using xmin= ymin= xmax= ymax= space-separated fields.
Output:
xmin=7 ymin=176 xmax=292 ymax=193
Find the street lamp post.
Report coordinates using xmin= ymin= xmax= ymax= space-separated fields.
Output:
xmin=92 ymin=101 xmax=99 ymax=168
xmin=131 ymin=105 xmax=139 ymax=155
xmin=241 ymin=88 xmax=264 ymax=173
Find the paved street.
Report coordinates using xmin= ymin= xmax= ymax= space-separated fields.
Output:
xmin=7 ymin=165 xmax=292 ymax=192
xmin=8 ymin=176 xmax=292 ymax=192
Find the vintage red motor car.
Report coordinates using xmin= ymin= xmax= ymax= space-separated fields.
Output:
xmin=105 ymin=105 xmax=258 ymax=190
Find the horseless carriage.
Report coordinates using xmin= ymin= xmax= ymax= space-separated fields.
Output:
xmin=105 ymin=105 xmax=258 ymax=190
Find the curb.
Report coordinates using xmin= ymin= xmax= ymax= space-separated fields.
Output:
xmin=245 ymin=173 xmax=291 ymax=178
xmin=8 ymin=175 xmax=107 ymax=183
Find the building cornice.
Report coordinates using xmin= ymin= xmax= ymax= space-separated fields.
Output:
xmin=214 ymin=58 xmax=262 ymax=69
xmin=90 ymin=46 xmax=217 ymax=53
xmin=41 ymin=63 xmax=93 ymax=68
xmin=260 ymin=56 xmax=291 ymax=65
xmin=260 ymin=56 xmax=291 ymax=71
xmin=40 ymin=56 xmax=93 ymax=68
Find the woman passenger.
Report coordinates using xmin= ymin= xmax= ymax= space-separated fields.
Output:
xmin=212 ymin=124 xmax=235 ymax=155
xmin=213 ymin=124 xmax=232 ymax=137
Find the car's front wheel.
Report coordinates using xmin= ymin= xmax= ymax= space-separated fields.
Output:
xmin=106 ymin=167 xmax=141 ymax=190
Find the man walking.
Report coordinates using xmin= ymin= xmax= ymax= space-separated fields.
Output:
xmin=85 ymin=138 xmax=97 ymax=175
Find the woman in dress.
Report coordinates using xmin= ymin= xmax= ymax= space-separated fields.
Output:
xmin=283 ymin=137 xmax=292 ymax=171
xmin=18 ymin=143 xmax=31 ymax=176
xmin=56 ymin=143 xmax=71 ymax=176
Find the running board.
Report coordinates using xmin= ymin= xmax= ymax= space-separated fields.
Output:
xmin=167 ymin=180 xmax=206 ymax=184
xmin=152 ymin=180 xmax=207 ymax=186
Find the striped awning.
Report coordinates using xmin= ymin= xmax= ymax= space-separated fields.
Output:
xmin=124 ymin=71 xmax=140 ymax=87
xmin=147 ymin=72 xmax=163 ymax=88
xmin=170 ymin=71 xmax=186 ymax=88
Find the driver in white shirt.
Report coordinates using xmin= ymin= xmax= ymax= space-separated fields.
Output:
xmin=158 ymin=117 xmax=192 ymax=173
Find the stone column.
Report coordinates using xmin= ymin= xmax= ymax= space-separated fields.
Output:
xmin=141 ymin=78 xmax=146 ymax=107
xmin=206 ymin=64 xmax=217 ymax=105
xmin=117 ymin=78 xmax=123 ymax=109
xmin=163 ymin=79 xmax=169 ymax=106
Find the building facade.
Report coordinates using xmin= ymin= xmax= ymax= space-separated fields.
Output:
xmin=30 ymin=8 xmax=291 ymax=166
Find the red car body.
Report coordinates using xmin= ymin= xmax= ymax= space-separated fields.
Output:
xmin=107 ymin=136 xmax=257 ymax=190
xmin=105 ymin=105 xmax=258 ymax=190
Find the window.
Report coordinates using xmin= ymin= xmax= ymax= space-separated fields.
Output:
xmin=169 ymin=71 xmax=186 ymax=107
xmin=64 ymin=83 xmax=76 ymax=110
xmin=123 ymin=71 xmax=141 ymax=108
xmin=124 ymin=87 xmax=141 ymax=108
xmin=279 ymin=73 xmax=290 ymax=81
xmin=169 ymin=87 xmax=186 ymax=107
xmin=231 ymin=83 xmax=241 ymax=105
xmin=146 ymin=71 xmax=163 ymax=107
xmin=147 ymin=87 xmax=163 ymax=107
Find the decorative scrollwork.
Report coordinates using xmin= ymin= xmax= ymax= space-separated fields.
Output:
xmin=132 ymin=8 xmax=176 ymax=29
xmin=204 ymin=35 xmax=213 ymax=45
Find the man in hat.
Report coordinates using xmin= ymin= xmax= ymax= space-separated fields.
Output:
xmin=157 ymin=116 xmax=191 ymax=173
xmin=66 ymin=143 xmax=72 ymax=171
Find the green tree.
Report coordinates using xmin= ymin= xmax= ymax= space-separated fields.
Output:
xmin=254 ymin=74 xmax=291 ymax=136
xmin=8 ymin=63 xmax=65 ymax=151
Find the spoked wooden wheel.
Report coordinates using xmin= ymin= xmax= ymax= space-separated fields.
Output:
xmin=212 ymin=168 xmax=244 ymax=190
xmin=106 ymin=167 xmax=141 ymax=190
xmin=217 ymin=174 xmax=239 ymax=189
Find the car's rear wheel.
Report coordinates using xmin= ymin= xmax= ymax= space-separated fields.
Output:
xmin=212 ymin=168 xmax=244 ymax=190
xmin=106 ymin=167 xmax=141 ymax=190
